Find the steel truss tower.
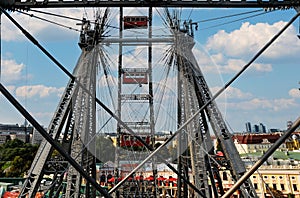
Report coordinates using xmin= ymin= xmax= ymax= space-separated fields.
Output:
xmin=172 ymin=23 xmax=257 ymax=197
xmin=19 ymin=18 xmax=102 ymax=198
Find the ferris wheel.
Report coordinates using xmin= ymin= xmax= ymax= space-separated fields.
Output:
xmin=0 ymin=3 xmax=299 ymax=198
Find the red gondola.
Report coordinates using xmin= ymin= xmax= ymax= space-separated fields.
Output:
xmin=123 ymin=16 xmax=148 ymax=29
xmin=123 ymin=72 xmax=148 ymax=84
xmin=122 ymin=68 xmax=148 ymax=84
xmin=120 ymin=134 xmax=150 ymax=147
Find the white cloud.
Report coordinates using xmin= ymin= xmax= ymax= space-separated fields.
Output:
xmin=201 ymin=57 xmax=272 ymax=74
xmin=192 ymin=40 xmax=273 ymax=75
xmin=222 ymin=59 xmax=272 ymax=74
xmin=2 ymin=8 xmax=167 ymax=43
xmin=1 ymin=59 xmax=26 ymax=83
xmin=228 ymin=98 xmax=298 ymax=111
xmin=122 ymin=47 xmax=149 ymax=68
xmin=32 ymin=111 xmax=55 ymax=121
xmin=210 ymin=53 xmax=225 ymax=64
xmin=121 ymin=45 xmax=170 ymax=69
xmin=289 ymin=88 xmax=300 ymax=98
xmin=15 ymin=85 xmax=64 ymax=98
xmin=211 ymin=86 xmax=252 ymax=99
xmin=206 ymin=21 xmax=300 ymax=59
xmin=98 ymin=74 xmax=117 ymax=88
xmin=2 ymin=8 xmax=89 ymax=42
xmin=5 ymin=85 xmax=16 ymax=93
xmin=192 ymin=47 xmax=218 ymax=66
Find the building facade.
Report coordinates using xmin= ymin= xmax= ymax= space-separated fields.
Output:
xmin=219 ymin=165 xmax=300 ymax=197
xmin=233 ymin=133 xmax=283 ymax=154
xmin=230 ymin=131 xmax=300 ymax=197
xmin=0 ymin=124 xmax=33 ymax=144
xmin=250 ymin=165 xmax=300 ymax=197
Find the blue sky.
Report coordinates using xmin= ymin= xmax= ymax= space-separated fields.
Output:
xmin=0 ymin=7 xmax=299 ymax=133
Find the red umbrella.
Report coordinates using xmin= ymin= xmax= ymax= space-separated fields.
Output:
xmin=108 ymin=177 xmax=115 ymax=182
xmin=167 ymin=177 xmax=177 ymax=182
xmin=127 ymin=176 xmax=133 ymax=181
xmin=118 ymin=177 xmax=124 ymax=181
xmin=145 ymin=175 xmax=154 ymax=181
xmin=216 ymin=151 xmax=224 ymax=157
xmin=135 ymin=175 xmax=144 ymax=180
xmin=3 ymin=191 xmax=20 ymax=198
xmin=157 ymin=176 xmax=166 ymax=181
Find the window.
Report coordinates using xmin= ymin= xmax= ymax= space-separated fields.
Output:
xmin=293 ymin=184 xmax=298 ymax=191
xmin=264 ymin=176 xmax=268 ymax=179
xmin=281 ymin=184 xmax=285 ymax=191
xmin=254 ymin=183 xmax=258 ymax=190
xmin=223 ymin=172 xmax=228 ymax=181
xmin=271 ymin=176 xmax=276 ymax=179
xmin=272 ymin=184 xmax=277 ymax=190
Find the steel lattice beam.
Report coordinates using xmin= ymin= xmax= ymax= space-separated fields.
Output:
xmin=1 ymin=0 xmax=300 ymax=9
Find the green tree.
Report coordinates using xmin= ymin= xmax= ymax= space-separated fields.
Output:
xmin=0 ymin=139 xmax=39 ymax=177
xmin=288 ymin=193 xmax=295 ymax=198
xmin=96 ymin=135 xmax=116 ymax=163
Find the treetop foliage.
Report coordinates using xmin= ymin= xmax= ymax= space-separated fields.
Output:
xmin=0 ymin=139 xmax=39 ymax=177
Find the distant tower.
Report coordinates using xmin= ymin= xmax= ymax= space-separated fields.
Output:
xmin=287 ymin=120 xmax=293 ymax=129
xmin=259 ymin=123 xmax=267 ymax=133
xmin=253 ymin=124 xmax=259 ymax=133
xmin=245 ymin=122 xmax=252 ymax=132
